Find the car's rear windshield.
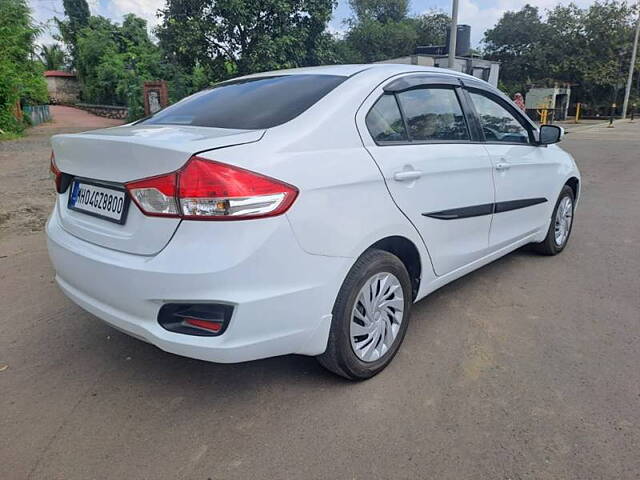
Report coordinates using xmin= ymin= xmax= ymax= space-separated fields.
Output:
xmin=141 ymin=74 xmax=347 ymax=130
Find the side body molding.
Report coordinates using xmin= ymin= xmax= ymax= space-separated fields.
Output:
xmin=424 ymin=198 xmax=548 ymax=220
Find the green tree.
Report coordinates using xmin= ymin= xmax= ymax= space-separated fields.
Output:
xmin=411 ymin=10 xmax=450 ymax=46
xmin=485 ymin=1 xmax=638 ymax=109
xmin=579 ymin=0 xmax=636 ymax=106
xmin=349 ymin=0 xmax=408 ymax=23
xmin=39 ymin=43 xmax=66 ymax=70
xmin=483 ymin=4 xmax=548 ymax=93
xmin=335 ymin=3 xmax=448 ymax=63
xmin=75 ymin=14 xmax=202 ymax=120
xmin=55 ymin=0 xmax=90 ymax=66
xmin=75 ymin=16 xmax=120 ymax=104
xmin=156 ymin=0 xmax=336 ymax=80
xmin=343 ymin=18 xmax=417 ymax=62
xmin=0 ymin=0 xmax=48 ymax=134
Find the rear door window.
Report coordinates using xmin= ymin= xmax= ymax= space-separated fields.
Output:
xmin=396 ymin=88 xmax=470 ymax=142
xmin=142 ymin=75 xmax=347 ymax=130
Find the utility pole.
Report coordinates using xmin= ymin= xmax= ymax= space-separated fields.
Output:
xmin=448 ymin=0 xmax=459 ymax=69
xmin=622 ymin=4 xmax=640 ymax=119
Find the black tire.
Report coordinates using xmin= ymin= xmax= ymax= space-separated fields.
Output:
xmin=317 ymin=249 xmax=412 ymax=380
xmin=532 ymin=185 xmax=575 ymax=255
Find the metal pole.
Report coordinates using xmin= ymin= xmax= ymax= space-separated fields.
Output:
xmin=622 ymin=4 xmax=640 ymax=119
xmin=448 ymin=0 xmax=459 ymax=69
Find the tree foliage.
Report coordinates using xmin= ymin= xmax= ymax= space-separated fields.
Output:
xmin=334 ymin=2 xmax=450 ymax=64
xmin=411 ymin=10 xmax=450 ymax=47
xmin=342 ymin=19 xmax=417 ymax=63
xmin=53 ymin=0 xmax=453 ymax=120
xmin=484 ymin=1 xmax=639 ymax=108
xmin=156 ymin=0 xmax=336 ymax=80
xmin=39 ymin=43 xmax=66 ymax=70
xmin=483 ymin=5 xmax=547 ymax=90
xmin=75 ymin=14 xmax=179 ymax=119
xmin=55 ymin=0 xmax=90 ymax=67
xmin=0 ymin=0 xmax=48 ymax=133
xmin=349 ymin=0 xmax=408 ymax=23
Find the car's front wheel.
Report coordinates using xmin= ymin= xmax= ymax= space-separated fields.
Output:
xmin=533 ymin=185 xmax=575 ymax=255
xmin=317 ymin=249 xmax=412 ymax=380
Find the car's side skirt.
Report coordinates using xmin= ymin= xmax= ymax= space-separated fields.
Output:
xmin=415 ymin=230 xmax=542 ymax=301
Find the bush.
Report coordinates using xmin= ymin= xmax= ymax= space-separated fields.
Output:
xmin=0 ymin=0 xmax=48 ymax=134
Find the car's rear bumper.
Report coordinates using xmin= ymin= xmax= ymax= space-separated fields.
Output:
xmin=46 ymin=207 xmax=351 ymax=363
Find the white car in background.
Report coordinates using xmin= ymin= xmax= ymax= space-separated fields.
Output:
xmin=47 ymin=64 xmax=580 ymax=380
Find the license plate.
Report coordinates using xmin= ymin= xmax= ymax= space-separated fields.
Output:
xmin=68 ymin=179 xmax=130 ymax=224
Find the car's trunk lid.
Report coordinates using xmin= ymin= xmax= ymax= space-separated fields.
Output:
xmin=51 ymin=125 xmax=265 ymax=255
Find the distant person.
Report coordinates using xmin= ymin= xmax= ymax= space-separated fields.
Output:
xmin=513 ymin=93 xmax=526 ymax=111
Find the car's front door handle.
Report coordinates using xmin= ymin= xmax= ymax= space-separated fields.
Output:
xmin=393 ymin=170 xmax=423 ymax=181
xmin=495 ymin=162 xmax=511 ymax=171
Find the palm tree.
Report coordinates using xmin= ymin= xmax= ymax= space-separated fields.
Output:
xmin=39 ymin=44 xmax=66 ymax=70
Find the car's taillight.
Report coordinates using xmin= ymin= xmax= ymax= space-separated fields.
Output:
xmin=50 ymin=151 xmax=63 ymax=193
xmin=125 ymin=156 xmax=298 ymax=220
xmin=126 ymin=172 xmax=179 ymax=217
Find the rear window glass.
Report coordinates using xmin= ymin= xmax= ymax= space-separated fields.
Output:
xmin=141 ymin=74 xmax=347 ymax=130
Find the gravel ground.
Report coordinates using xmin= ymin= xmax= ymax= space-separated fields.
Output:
xmin=0 ymin=113 xmax=639 ymax=480
xmin=0 ymin=106 xmax=122 ymax=239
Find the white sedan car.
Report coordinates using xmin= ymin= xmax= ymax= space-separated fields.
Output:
xmin=47 ymin=64 xmax=580 ymax=379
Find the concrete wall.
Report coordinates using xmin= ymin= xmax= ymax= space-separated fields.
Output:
xmin=430 ymin=57 xmax=500 ymax=87
xmin=377 ymin=56 xmax=435 ymax=67
xmin=75 ymin=103 xmax=129 ymax=120
xmin=46 ymin=76 xmax=80 ymax=105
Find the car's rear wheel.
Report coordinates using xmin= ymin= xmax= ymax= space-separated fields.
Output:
xmin=317 ymin=249 xmax=412 ymax=380
xmin=532 ymin=185 xmax=575 ymax=255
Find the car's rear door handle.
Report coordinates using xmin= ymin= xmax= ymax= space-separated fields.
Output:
xmin=495 ymin=162 xmax=511 ymax=171
xmin=393 ymin=170 xmax=423 ymax=181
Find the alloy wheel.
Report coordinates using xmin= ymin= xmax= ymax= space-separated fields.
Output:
xmin=554 ymin=195 xmax=573 ymax=247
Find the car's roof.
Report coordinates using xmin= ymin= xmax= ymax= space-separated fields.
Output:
xmin=233 ymin=63 xmax=494 ymax=92
xmin=235 ymin=63 xmax=475 ymax=81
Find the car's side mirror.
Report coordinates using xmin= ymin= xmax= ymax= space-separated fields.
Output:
xmin=538 ymin=125 xmax=563 ymax=145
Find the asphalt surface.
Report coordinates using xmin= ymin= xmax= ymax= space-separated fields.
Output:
xmin=1 ymin=112 xmax=639 ymax=479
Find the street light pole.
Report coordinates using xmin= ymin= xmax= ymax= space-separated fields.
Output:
xmin=622 ymin=4 xmax=640 ymax=119
xmin=448 ymin=0 xmax=459 ymax=69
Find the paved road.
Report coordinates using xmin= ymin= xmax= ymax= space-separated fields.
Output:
xmin=1 ymin=115 xmax=639 ymax=479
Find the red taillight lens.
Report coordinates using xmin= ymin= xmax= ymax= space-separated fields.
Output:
xmin=125 ymin=156 xmax=298 ymax=220
xmin=177 ymin=158 xmax=298 ymax=219
xmin=50 ymin=151 xmax=63 ymax=193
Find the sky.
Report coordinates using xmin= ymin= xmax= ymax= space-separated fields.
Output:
xmin=29 ymin=0 xmax=600 ymax=48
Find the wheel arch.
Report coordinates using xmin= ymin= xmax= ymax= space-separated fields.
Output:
xmin=367 ymin=236 xmax=422 ymax=300
xmin=565 ymin=176 xmax=580 ymax=202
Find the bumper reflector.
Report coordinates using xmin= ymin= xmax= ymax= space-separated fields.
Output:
xmin=184 ymin=317 xmax=222 ymax=332
xmin=158 ymin=303 xmax=233 ymax=337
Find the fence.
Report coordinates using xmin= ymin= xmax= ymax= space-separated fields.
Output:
xmin=23 ymin=105 xmax=51 ymax=126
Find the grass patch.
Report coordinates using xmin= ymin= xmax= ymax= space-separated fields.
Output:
xmin=0 ymin=131 xmax=24 ymax=142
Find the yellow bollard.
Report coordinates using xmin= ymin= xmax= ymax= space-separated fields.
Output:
xmin=575 ymin=103 xmax=581 ymax=124
xmin=541 ymin=109 xmax=548 ymax=124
